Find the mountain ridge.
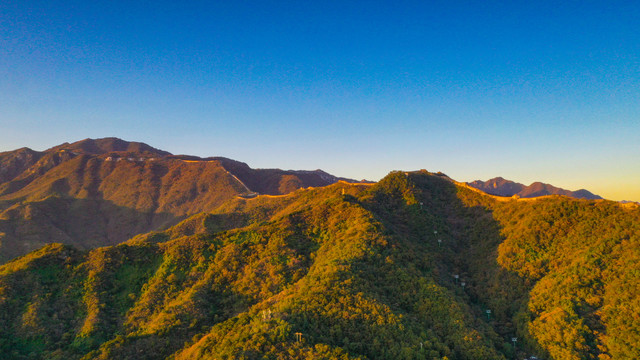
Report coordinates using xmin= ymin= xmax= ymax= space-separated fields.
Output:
xmin=0 ymin=138 xmax=364 ymax=263
xmin=46 ymin=137 xmax=172 ymax=156
xmin=467 ymin=176 xmax=602 ymax=200
xmin=0 ymin=138 xmax=610 ymax=265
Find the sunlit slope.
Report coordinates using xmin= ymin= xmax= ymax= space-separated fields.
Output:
xmin=0 ymin=155 xmax=247 ymax=263
xmin=453 ymin=177 xmax=640 ymax=360
xmin=0 ymin=171 xmax=638 ymax=359
xmin=0 ymin=173 xmax=506 ymax=359
xmin=0 ymin=138 xmax=354 ymax=263
xmin=487 ymin=197 xmax=640 ymax=359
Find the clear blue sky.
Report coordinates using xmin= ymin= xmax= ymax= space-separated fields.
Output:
xmin=1 ymin=1 xmax=639 ymax=201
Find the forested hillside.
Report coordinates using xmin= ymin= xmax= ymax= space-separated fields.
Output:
xmin=0 ymin=170 xmax=637 ymax=359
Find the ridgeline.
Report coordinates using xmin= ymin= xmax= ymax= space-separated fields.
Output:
xmin=0 ymin=138 xmax=361 ymax=263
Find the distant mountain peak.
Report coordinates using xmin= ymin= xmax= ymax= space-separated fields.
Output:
xmin=47 ymin=137 xmax=171 ymax=156
xmin=467 ymin=177 xmax=602 ymax=200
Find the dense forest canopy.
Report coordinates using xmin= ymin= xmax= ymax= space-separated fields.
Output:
xmin=0 ymin=170 xmax=638 ymax=359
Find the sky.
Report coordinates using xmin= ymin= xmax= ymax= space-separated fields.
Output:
xmin=1 ymin=1 xmax=639 ymax=201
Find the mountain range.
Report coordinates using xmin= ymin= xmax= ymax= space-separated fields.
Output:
xmin=0 ymin=138 xmax=365 ymax=263
xmin=0 ymin=138 xmax=610 ymax=265
xmin=0 ymin=165 xmax=637 ymax=359
xmin=467 ymin=177 xmax=602 ymax=200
